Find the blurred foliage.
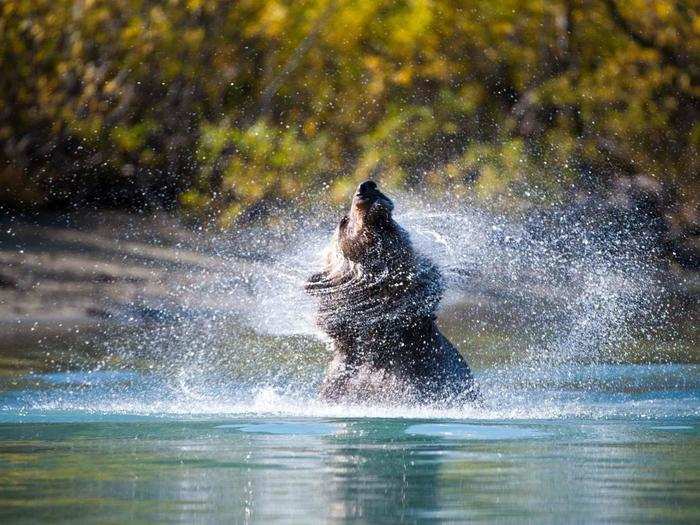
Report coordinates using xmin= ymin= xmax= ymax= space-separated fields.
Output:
xmin=0 ymin=0 xmax=698 ymax=226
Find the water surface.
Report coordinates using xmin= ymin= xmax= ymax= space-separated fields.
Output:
xmin=1 ymin=357 xmax=698 ymax=524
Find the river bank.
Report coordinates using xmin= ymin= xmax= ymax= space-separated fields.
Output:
xmin=0 ymin=211 xmax=236 ymax=327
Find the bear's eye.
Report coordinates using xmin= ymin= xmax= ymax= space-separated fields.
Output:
xmin=339 ymin=215 xmax=349 ymax=228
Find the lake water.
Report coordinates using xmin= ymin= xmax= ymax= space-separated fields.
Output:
xmin=0 ymin=328 xmax=698 ymax=523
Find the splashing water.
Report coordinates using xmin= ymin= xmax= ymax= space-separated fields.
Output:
xmin=1 ymin=195 xmax=696 ymax=422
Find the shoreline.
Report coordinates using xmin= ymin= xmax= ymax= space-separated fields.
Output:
xmin=0 ymin=210 xmax=225 ymax=327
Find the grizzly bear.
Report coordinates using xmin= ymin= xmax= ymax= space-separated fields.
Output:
xmin=305 ymin=180 xmax=478 ymax=406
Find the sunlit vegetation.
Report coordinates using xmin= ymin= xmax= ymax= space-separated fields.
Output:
xmin=1 ymin=0 xmax=697 ymax=226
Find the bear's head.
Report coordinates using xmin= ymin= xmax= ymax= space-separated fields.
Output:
xmin=336 ymin=180 xmax=402 ymax=265
xmin=306 ymin=180 xmax=444 ymax=338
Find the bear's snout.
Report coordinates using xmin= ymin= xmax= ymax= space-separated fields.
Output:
xmin=357 ymin=180 xmax=378 ymax=196
xmin=355 ymin=180 xmax=381 ymax=206
xmin=353 ymin=181 xmax=393 ymax=215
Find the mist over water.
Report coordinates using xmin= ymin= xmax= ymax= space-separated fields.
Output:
xmin=2 ymin=193 xmax=696 ymax=422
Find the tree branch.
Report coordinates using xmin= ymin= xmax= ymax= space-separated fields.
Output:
xmin=603 ymin=0 xmax=691 ymax=73
xmin=257 ymin=1 xmax=336 ymax=119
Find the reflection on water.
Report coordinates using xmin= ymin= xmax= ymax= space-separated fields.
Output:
xmin=0 ymin=418 xmax=698 ymax=523
xmin=405 ymin=422 xmax=548 ymax=439
xmin=218 ymin=421 xmax=338 ymax=435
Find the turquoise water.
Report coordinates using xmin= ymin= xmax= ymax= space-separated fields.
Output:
xmin=1 ymin=362 xmax=698 ymax=523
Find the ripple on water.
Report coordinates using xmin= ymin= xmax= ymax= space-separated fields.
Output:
xmin=215 ymin=421 xmax=338 ymax=436
xmin=405 ymin=423 xmax=548 ymax=440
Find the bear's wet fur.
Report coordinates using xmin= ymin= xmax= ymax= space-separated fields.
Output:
xmin=306 ymin=180 xmax=478 ymax=406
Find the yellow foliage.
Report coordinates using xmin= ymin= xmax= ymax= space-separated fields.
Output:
xmin=0 ymin=0 xmax=696 ymax=221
